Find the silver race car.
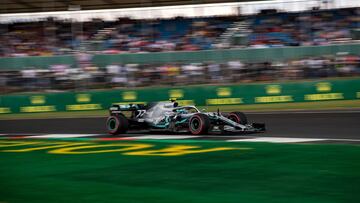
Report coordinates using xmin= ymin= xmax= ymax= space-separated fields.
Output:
xmin=106 ymin=101 xmax=265 ymax=135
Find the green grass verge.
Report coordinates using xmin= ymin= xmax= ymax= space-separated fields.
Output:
xmin=0 ymin=139 xmax=359 ymax=203
xmin=1 ymin=99 xmax=360 ymax=120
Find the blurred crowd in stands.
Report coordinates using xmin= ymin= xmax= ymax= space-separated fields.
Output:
xmin=0 ymin=7 xmax=358 ymax=57
xmin=248 ymin=7 xmax=359 ymax=47
xmin=0 ymin=53 xmax=359 ymax=93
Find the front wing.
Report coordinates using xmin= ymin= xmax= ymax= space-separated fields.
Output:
xmin=213 ymin=115 xmax=266 ymax=133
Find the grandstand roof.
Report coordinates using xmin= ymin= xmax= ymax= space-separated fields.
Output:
xmin=1 ymin=0 xmax=263 ymax=14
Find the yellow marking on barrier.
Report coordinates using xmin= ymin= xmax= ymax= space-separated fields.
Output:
xmin=30 ymin=96 xmax=45 ymax=105
xmin=266 ymin=85 xmax=281 ymax=94
xmin=115 ymin=102 xmax=146 ymax=105
xmin=48 ymin=143 xmax=153 ymax=154
xmin=124 ymin=145 xmax=251 ymax=156
xmin=76 ymin=94 xmax=91 ymax=103
xmin=66 ymin=104 xmax=102 ymax=111
xmin=316 ymin=82 xmax=332 ymax=92
xmin=2 ymin=142 xmax=89 ymax=152
xmin=304 ymin=93 xmax=343 ymax=101
xmin=255 ymin=95 xmax=293 ymax=103
xmin=217 ymin=88 xmax=232 ymax=97
xmin=206 ymin=98 xmax=243 ymax=105
xmin=20 ymin=106 xmax=56 ymax=113
xmin=123 ymin=91 xmax=137 ymax=101
xmin=0 ymin=107 xmax=11 ymax=114
xmin=176 ymin=100 xmax=194 ymax=106
xmin=169 ymin=89 xmax=184 ymax=99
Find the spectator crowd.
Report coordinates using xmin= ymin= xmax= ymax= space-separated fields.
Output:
xmin=0 ymin=7 xmax=358 ymax=57
xmin=0 ymin=53 xmax=359 ymax=93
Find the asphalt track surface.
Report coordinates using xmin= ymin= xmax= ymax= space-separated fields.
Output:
xmin=0 ymin=111 xmax=359 ymax=140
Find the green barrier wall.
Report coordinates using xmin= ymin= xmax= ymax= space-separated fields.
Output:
xmin=1 ymin=78 xmax=359 ymax=114
xmin=1 ymin=43 xmax=359 ymax=70
xmin=0 ymin=55 xmax=76 ymax=70
xmin=92 ymin=43 xmax=360 ymax=65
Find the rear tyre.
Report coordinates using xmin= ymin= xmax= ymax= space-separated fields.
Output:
xmin=189 ymin=114 xmax=210 ymax=135
xmin=106 ymin=114 xmax=129 ymax=135
xmin=228 ymin=112 xmax=248 ymax=125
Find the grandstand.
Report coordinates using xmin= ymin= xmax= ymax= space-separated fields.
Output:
xmin=0 ymin=7 xmax=358 ymax=57
xmin=0 ymin=0 xmax=359 ymax=94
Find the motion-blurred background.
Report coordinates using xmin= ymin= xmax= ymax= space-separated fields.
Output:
xmin=0 ymin=0 xmax=359 ymax=115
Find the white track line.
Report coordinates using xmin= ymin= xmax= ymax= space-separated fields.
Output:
xmin=129 ymin=135 xmax=200 ymax=140
xmin=322 ymin=138 xmax=360 ymax=142
xmin=228 ymin=137 xmax=326 ymax=143
xmin=30 ymin=134 xmax=100 ymax=138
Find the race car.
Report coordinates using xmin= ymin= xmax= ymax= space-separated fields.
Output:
xmin=106 ymin=101 xmax=265 ymax=135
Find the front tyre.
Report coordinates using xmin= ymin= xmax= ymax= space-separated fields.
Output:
xmin=189 ymin=114 xmax=210 ymax=135
xmin=228 ymin=112 xmax=248 ymax=125
xmin=106 ymin=114 xmax=129 ymax=135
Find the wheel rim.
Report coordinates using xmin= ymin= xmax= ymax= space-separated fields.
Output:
xmin=107 ymin=118 xmax=117 ymax=130
xmin=191 ymin=117 xmax=201 ymax=131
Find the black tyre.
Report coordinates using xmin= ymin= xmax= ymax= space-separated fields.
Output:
xmin=228 ymin=112 xmax=248 ymax=125
xmin=189 ymin=113 xmax=210 ymax=135
xmin=106 ymin=114 xmax=129 ymax=135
